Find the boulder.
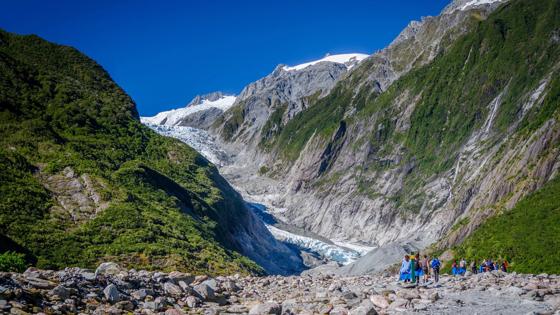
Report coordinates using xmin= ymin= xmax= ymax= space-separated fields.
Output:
xmin=131 ymin=289 xmax=149 ymax=301
xmin=202 ymin=278 xmax=219 ymax=291
xmin=349 ymin=299 xmax=378 ymax=315
xmin=103 ymin=284 xmax=121 ymax=303
xmin=165 ymin=308 xmax=186 ymax=315
xmin=396 ymin=290 xmax=420 ymax=300
xmin=168 ymin=272 xmax=195 ymax=286
xmin=249 ymin=302 xmax=282 ymax=315
xmin=48 ymin=285 xmax=71 ymax=300
xmin=164 ymin=282 xmax=183 ymax=296
xmin=193 ymin=283 xmax=215 ymax=301
xmin=223 ymin=279 xmax=240 ymax=292
xmin=185 ymin=295 xmax=199 ymax=308
xmin=369 ymin=295 xmax=389 ymax=309
xmin=95 ymin=262 xmax=123 ymax=277
xmin=79 ymin=270 xmax=96 ymax=281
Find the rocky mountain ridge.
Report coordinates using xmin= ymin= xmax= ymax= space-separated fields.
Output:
xmin=144 ymin=0 xmax=560 ymax=275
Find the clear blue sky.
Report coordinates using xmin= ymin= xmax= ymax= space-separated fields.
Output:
xmin=1 ymin=0 xmax=451 ymax=116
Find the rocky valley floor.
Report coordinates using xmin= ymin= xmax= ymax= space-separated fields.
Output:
xmin=1 ymin=263 xmax=559 ymax=315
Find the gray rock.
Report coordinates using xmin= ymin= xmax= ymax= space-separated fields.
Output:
xmin=115 ymin=300 xmax=134 ymax=311
xmin=185 ymin=295 xmax=199 ymax=308
xmin=227 ymin=305 xmax=249 ymax=313
xmin=95 ymin=262 xmax=123 ymax=277
xmin=131 ymin=289 xmax=149 ymax=301
xmin=80 ymin=270 xmax=96 ymax=281
xmin=249 ymin=302 xmax=282 ymax=315
xmin=369 ymin=295 xmax=389 ymax=309
xmin=165 ymin=308 xmax=186 ymax=315
xmin=204 ymin=307 xmax=220 ymax=315
xmin=103 ymin=284 xmax=121 ymax=303
xmin=317 ymin=303 xmax=334 ymax=314
xmin=202 ymin=278 xmax=219 ymax=291
xmin=193 ymin=283 xmax=215 ymax=301
xmin=25 ymin=277 xmax=56 ymax=289
xmin=168 ymin=271 xmax=195 ymax=286
xmin=49 ymin=285 xmax=71 ymax=300
xmin=223 ymin=279 xmax=240 ymax=292
xmin=164 ymin=282 xmax=183 ymax=296
xmin=350 ymin=299 xmax=378 ymax=315
xmin=330 ymin=305 xmax=350 ymax=315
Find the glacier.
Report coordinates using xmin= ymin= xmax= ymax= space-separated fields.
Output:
xmin=142 ymin=123 xmax=230 ymax=166
xmin=141 ymin=95 xmax=236 ymax=126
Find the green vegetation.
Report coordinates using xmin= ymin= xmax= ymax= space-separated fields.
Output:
xmin=451 ymin=176 xmax=560 ymax=274
xmin=272 ymin=86 xmax=355 ymax=161
xmin=258 ymin=165 xmax=269 ymax=175
xmin=217 ymin=101 xmax=245 ymax=141
xmin=0 ymin=251 xmax=27 ymax=272
xmin=259 ymin=103 xmax=287 ymax=149
xmin=402 ymin=0 xmax=560 ymax=174
xmin=0 ymin=29 xmax=262 ymax=275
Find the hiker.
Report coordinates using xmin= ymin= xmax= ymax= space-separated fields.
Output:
xmin=410 ymin=253 xmax=417 ymax=284
xmin=485 ymin=259 xmax=492 ymax=272
xmin=399 ymin=255 xmax=411 ymax=282
xmin=451 ymin=261 xmax=458 ymax=276
xmin=415 ymin=253 xmax=424 ymax=284
xmin=431 ymin=257 xmax=441 ymax=283
xmin=470 ymin=260 xmax=478 ymax=274
xmin=501 ymin=261 xmax=508 ymax=272
xmin=422 ymin=255 xmax=430 ymax=283
xmin=459 ymin=258 xmax=467 ymax=275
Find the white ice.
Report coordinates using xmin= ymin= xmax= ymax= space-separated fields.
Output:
xmin=282 ymin=53 xmax=369 ymax=72
xmin=141 ymin=95 xmax=236 ymax=126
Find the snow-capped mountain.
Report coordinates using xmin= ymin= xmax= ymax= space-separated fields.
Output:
xmin=282 ymin=53 xmax=369 ymax=72
xmin=141 ymin=94 xmax=236 ymax=126
xmin=443 ymin=0 xmax=506 ymax=13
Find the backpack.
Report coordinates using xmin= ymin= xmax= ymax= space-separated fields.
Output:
xmin=431 ymin=259 xmax=440 ymax=269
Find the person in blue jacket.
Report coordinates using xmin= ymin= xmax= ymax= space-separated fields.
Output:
xmin=451 ymin=261 xmax=458 ymax=276
xmin=431 ymin=257 xmax=441 ymax=283
xmin=399 ymin=255 xmax=411 ymax=282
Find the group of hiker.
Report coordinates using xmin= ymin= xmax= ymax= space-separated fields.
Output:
xmin=399 ymin=253 xmax=508 ymax=284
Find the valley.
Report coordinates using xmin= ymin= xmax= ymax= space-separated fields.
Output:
xmin=1 ymin=0 xmax=560 ymax=313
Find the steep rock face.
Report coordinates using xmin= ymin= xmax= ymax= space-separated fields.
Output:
xmin=257 ymin=0 xmax=560 ymax=251
xmin=212 ymin=0 xmax=560 ymax=256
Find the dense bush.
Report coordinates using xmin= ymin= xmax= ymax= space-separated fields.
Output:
xmin=0 ymin=251 xmax=27 ymax=272
xmin=451 ymin=176 xmax=560 ymax=274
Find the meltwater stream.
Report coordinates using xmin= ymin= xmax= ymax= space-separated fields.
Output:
xmin=247 ymin=202 xmax=373 ymax=266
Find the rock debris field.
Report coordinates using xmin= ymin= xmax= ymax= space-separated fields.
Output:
xmin=1 ymin=262 xmax=559 ymax=314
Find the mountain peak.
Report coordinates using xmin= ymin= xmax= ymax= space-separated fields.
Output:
xmin=282 ymin=53 xmax=369 ymax=72
xmin=187 ymin=91 xmax=233 ymax=107
xmin=141 ymin=95 xmax=237 ymax=126
xmin=443 ymin=0 xmax=507 ymax=14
